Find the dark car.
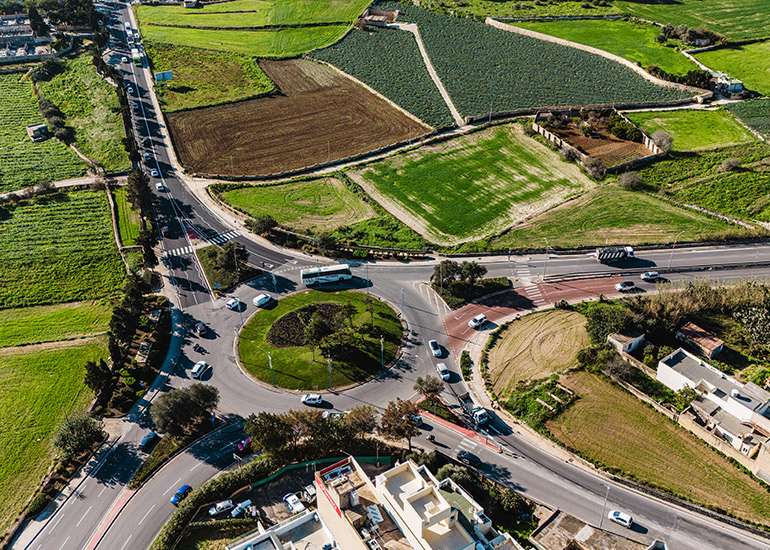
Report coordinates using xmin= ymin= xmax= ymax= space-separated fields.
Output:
xmin=139 ymin=431 xmax=158 ymax=452
xmin=195 ymin=322 xmax=207 ymax=336
xmin=457 ymin=450 xmax=481 ymax=467
xmin=171 ymin=484 xmax=192 ymax=505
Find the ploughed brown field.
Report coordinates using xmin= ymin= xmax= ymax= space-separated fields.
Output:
xmin=167 ymin=58 xmax=431 ymax=177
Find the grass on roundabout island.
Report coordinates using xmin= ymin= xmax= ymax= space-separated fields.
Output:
xmin=238 ymin=290 xmax=402 ymax=391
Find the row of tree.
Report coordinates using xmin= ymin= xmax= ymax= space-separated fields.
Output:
xmin=431 ymin=259 xmax=487 ymax=290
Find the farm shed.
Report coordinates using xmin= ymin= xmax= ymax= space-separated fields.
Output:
xmin=676 ymin=322 xmax=723 ymax=358
xmin=26 ymin=123 xmax=48 ymax=141
xmin=607 ymin=331 xmax=645 ymax=354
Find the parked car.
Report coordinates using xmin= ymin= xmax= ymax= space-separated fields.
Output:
xmin=121 ymin=56 xmax=128 ymax=63
xmin=614 ymin=281 xmax=636 ymax=292
xmin=138 ymin=431 xmax=158 ymax=452
xmin=640 ymin=271 xmax=660 ymax=282
xmin=252 ymin=293 xmax=271 ymax=307
xmin=195 ymin=322 xmax=207 ymax=336
xmin=208 ymin=499 xmax=234 ymax=517
xmin=144 ymin=152 xmax=151 ymax=161
xmin=456 ymin=450 xmax=481 ymax=467
xmin=191 ymin=360 xmax=210 ymax=379
xmin=468 ymin=314 xmax=487 ymax=329
xmin=283 ymin=493 xmax=306 ymax=514
xmin=126 ymin=86 xmax=134 ymax=94
xmin=150 ymin=168 xmax=159 ymax=178
xmin=607 ymin=510 xmax=633 ymax=528
xmin=170 ymin=484 xmax=192 ymax=505
xmin=226 ymin=298 xmax=242 ymax=310
xmin=230 ymin=499 xmax=252 ymax=518
xmin=301 ymin=393 xmax=323 ymax=406
xmin=236 ymin=437 xmax=251 ymax=454
xmin=428 ymin=339 xmax=442 ymax=357
xmin=155 ymin=182 xmax=165 ymax=192
xmin=436 ymin=362 xmax=450 ymax=381
xmin=161 ymin=225 xmax=170 ymax=237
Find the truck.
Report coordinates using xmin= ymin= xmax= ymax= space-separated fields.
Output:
xmin=459 ymin=392 xmax=489 ymax=426
xmin=595 ymin=246 xmax=634 ymax=264
xmin=131 ymin=47 xmax=141 ymax=64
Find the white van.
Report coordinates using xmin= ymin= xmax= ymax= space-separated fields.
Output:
xmin=436 ymin=363 xmax=450 ymax=381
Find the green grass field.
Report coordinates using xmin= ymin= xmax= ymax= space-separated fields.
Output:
xmin=727 ymin=99 xmax=770 ymax=138
xmin=615 ymin=0 xmax=770 ymax=40
xmin=0 ymin=301 xmax=111 ymax=348
xmin=419 ymin=0 xmax=620 ymax=19
xmin=492 ymin=185 xmax=749 ymax=249
xmin=222 ymin=178 xmax=376 ymax=233
xmin=353 ymin=124 xmax=593 ymax=244
xmin=514 ymin=19 xmax=696 ymax=76
xmin=550 ymin=370 xmax=770 ymax=526
xmin=177 ymin=521 xmax=258 ymax=550
xmin=145 ymin=42 xmax=275 ymax=111
xmin=695 ymin=41 xmax=770 ymax=96
xmin=627 ymin=109 xmax=756 ymax=151
xmin=238 ymin=290 xmax=402 ymax=390
xmin=112 ymin=185 xmax=141 ymax=246
xmin=0 ymin=191 xmax=125 ymax=309
xmin=0 ymin=339 xmax=105 ymax=535
xmin=0 ymin=73 xmax=86 ymax=194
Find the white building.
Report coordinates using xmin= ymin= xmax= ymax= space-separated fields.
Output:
xmin=607 ymin=331 xmax=645 ymax=354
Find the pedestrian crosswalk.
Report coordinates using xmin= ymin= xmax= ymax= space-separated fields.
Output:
xmin=523 ymin=284 xmax=547 ymax=306
xmin=163 ymin=246 xmax=193 ymax=258
xmin=205 ymin=230 xmax=239 ymax=245
xmin=454 ymin=438 xmax=478 ymax=456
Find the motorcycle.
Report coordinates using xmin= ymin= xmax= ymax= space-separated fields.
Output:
xmin=193 ymin=343 xmax=201 ymax=352
xmin=427 ymin=434 xmax=436 ymax=443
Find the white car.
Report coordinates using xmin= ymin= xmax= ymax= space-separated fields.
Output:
xmin=230 ymin=499 xmax=252 ymax=518
xmin=428 ymin=339 xmax=442 ymax=357
xmin=121 ymin=56 xmax=128 ymax=63
xmin=126 ymin=86 xmax=134 ymax=94
xmin=436 ymin=362 xmax=450 ymax=381
xmin=208 ymin=499 xmax=234 ymax=517
xmin=154 ymin=182 xmax=165 ymax=193
xmin=641 ymin=271 xmax=660 ymax=282
xmin=607 ymin=509 xmax=633 ymax=528
xmin=150 ymin=169 xmax=159 ymax=178
xmin=468 ymin=313 xmax=487 ymax=329
xmin=283 ymin=493 xmax=306 ymax=514
xmin=191 ymin=360 xmax=210 ymax=379
xmin=226 ymin=298 xmax=242 ymax=310
xmin=252 ymin=293 xmax=271 ymax=307
xmin=614 ymin=281 xmax=636 ymax=292
xmin=301 ymin=393 xmax=323 ymax=406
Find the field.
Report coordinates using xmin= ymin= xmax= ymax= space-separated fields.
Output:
xmin=238 ymin=290 xmax=402 ymax=390
xmin=487 ymin=310 xmax=588 ymax=396
xmin=377 ymin=3 xmax=688 ymax=119
xmin=513 ymin=19 xmax=697 ymax=76
xmin=695 ymin=41 xmax=770 ymax=96
xmin=549 ymin=370 xmax=770 ymax=525
xmin=727 ymin=99 xmax=770 ymax=138
xmin=221 ymin=177 xmax=376 ymax=233
xmin=627 ymin=109 xmax=756 ymax=151
xmin=0 ymin=301 xmax=111 ymax=348
xmin=418 ymin=0 xmax=620 ymax=19
xmin=168 ymin=58 xmax=430 ymax=177
xmin=112 ymin=185 xmax=141 ymax=246
xmin=37 ymin=52 xmax=129 ymax=172
xmin=0 ymin=73 xmax=85 ymax=194
xmin=0 ymin=190 xmax=125 ymax=309
xmin=492 ymin=185 xmax=750 ymax=249
xmin=615 ymin=0 xmax=770 ymax=40
xmin=176 ymin=521 xmax=258 ymax=550
xmin=144 ymin=42 xmax=275 ymax=112
xmin=0 ymin=339 xmax=106 ymax=535
xmin=350 ymin=124 xmax=593 ymax=244
xmin=310 ymin=26 xmax=455 ymax=128
xmin=549 ymin=117 xmax=651 ymax=167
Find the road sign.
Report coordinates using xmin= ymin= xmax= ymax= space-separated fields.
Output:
xmin=155 ymin=70 xmax=173 ymax=82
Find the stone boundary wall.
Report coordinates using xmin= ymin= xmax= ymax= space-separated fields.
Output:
xmin=614 ymin=377 xmax=678 ymax=420
xmin=530 ymin=121 xmax=587 ymax=161
xmin=678 ymin=411 xmax=757 ymax=471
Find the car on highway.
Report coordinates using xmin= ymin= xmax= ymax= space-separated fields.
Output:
xmin=154 ymin=183 xmax=165 ymax=194
xmin=468 ymin=313 xmax=487 ymax=329
xmin=252 ymin=293 xmax=271 ymax=307
xmin=428 ymin=339 xmax=442 ymax=357
xmin=208 ymin=499 xmax=234 ymax=517
xmin=436 ymin=362 xmax=450 ymax=381
xmin=226 ymin=298 xmax=243 ymax=310
xmin=607 ymin=509 xmax=633 ymax=528
xmin=126 ymin=86 xmax=134 ymax=94
xmin=301 ymin=393 xmax=323 ymax=406
xmin=121 ymin=56 xmax=128 ymax=63
xmin=138 ymin=431 xmax=158 ymax=452
xmin=614 ymin=281 xmax=636 ymax=293
xmin=456 ymin=450 xmax=481 ymax=467
xmin=283 ymin=493 xmax=306 ymax=514
xmin=144 ymin=152 xmax=151 ymax=161
xmin=231 ymin=499 xmax=252 ymax=518
xmin=170 ymin=484 xmax=192 ymax=505
xmin=150 ymin=169 xmax=159 ymax=178
xmin=131 ymin=101 xmax=139 ymax=111
xmin=641 ymin=271 xmax=660 ymax=282
xmin=195 ymin=322 xmax=207 ymax=336
xmin=191 ymin=360 xmax=210 ymax=379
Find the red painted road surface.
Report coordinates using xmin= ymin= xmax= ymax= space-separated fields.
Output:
xmin=83 ymin=487 xmax=135 ymax=550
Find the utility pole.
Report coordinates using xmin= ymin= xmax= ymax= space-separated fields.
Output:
xmin=268 ymin=351 xmax=275 ymax=386
xmin=272 ymin=272 xmax=278 ymax=298
xmin=599 ymin=485 xmax=610 ymax=530
xmin=401 ymin=287 xmax=404 ymax=320
xmin=543 ymin=237 xmax=550 ymax=281
xmin=668 ymin=230 xmax=685 ymax=270
xmin=328 ymin=354 xmax=333 ymax=391
xmin=380 ymin=334 xmax=384 ymax=368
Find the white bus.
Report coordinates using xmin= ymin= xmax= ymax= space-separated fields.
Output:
xmin=301 ymin=264 xmax=352 ymax=286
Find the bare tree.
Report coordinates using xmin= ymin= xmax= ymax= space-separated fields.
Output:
xmin=651 ymin=130 xmax=674 ymax=154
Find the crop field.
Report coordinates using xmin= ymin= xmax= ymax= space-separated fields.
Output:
xmin=550 ymin=370 xmax=770 ymax=526
xmin=113 ymin=185 xmax=141 ymax=246
xmin=350 ymin=124 xmax=593 ymax=244
xmin=37 ymin=53 xmax=129 ymax=172
xmin=627 ymin=109 xmax=756 ymax=151
xmin=168 ymin=58 xmax=430 ymax=176
xmin=492 ymin=186 xmax=749 ymax=249
xmin=727 ymin=99 xmax=770 ymax=138
xmin=513 ymin=19 xmax=697 ymax=76
xmin=674 ymin=167 xmax=770 ymax=223
xmin=145 ymin=42 xmax=275 ymax=112
xmin=0 ymin=338 xmax=105 ymax=535
xmin=376 ymin=3 xmax=689 ymax=119
xmin=695 ymin=41 xmax=770 ymax=96
xmin=0 ymin=73 xmax=85 ymax=194
xmin=310 ymin=26 xmax=455 ymax=128
xmin=419 ymin=0 xmax=620 ymax=19
xmin=487 ymin=310 xmax=588 ymax=396
xmin=615 ymin=0 xmax=770 ymax=40
xmin=0 ymin=301 xmax=111 ymax=348
xmin=0 ymin=191 xmax=125 ymax=309
xmin=221 ymin=177 xmax=376 ymax=233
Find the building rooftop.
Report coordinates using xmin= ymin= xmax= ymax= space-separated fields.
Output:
xmin=677 ymin=322 xmax=724 ymax=354
xmin=607 ymin=331 xmax=643 ymax=344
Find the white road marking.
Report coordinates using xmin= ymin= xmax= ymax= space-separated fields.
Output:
xmin=119 ymin=534 xmax=133 ymax=550
xmin=57 ymin=536 xmax=70 ymax=550
xmin=164 ymin=477 xmax=182 ymax=496
xmin=190 ymin=461 xmax=202 ymax=471
xmin=98 ymin=485 xmax=107 ymax=498
xmin=75 ymin=505 xmax=92 ymax=527
xmin=138 ymin=504 xmax=155 ymax=526
xmin=50 ymin=512 xmax=65 ymax=533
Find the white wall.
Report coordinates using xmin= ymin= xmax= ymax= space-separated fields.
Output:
xmin=656 ymin=361 xmax=692 ymax=392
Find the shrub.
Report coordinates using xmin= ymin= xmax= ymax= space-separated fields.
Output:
xmin=460 ymin=350 xmax=472 ymax=379
xmin=720 ymin=158 xmax=741 ymax=172
xmin=26 ymin=491 xmax=54 ymax=518
xmin=618 ymin=172 xmax=643 ymax=190
xmin=560 ymin=145 xmax=580 ymax=162
xmin=651 ymin=130 xmax=674 ymax=154
xmin=583 ymin=157 xmax=606 ymax=180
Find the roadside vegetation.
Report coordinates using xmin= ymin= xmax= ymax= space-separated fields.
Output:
xmin=195 ymin=243 xmax=261 ymax=292
xmin=0 ymin=301 xmax=111 ymax=348
xmin=112 ymin=185 xmax=141 ymax=246
xmin=695 ymin=41 xmax=770 ymax=96
xmin=431 ymin=260 xmax=509 ymax=308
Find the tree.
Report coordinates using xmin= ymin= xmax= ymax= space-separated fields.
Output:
xmin=459 ymin=261 xmax=487 ymax=285
xmin=248 ymin=214 xmax=277 ymax=235
xmin=340 ymin=302 xmax=357 ymax=330
xmin=720 ymin=158 xmax=741 ymax=173
xmin=585 ymin=304 xmax=633 ymax=344
xmin=381 ymin=398 xmax=421 ymax=450
xmin=651 ymin=130 xmax=674 ymax=154
xmin=583 ymin=157 xmax=606 ymax=180
xmin=28 ymin=6 xmax=49 ymax=36
xmin=151 ymin=384 xmax=219 ymax=437
xmin=135 ymin=228 xmax=157 ymax=266
xmin=431 ymin=260 xmax=460 ymax=289
xmin=363 ymin=295 xmax=375 ymax=327
xmin=618 ymin=172 xmax=643 ymax=190
xmin=84 ymin=358 xmax=112 ymax=396
xmin=216 ymin=242 xmax=249 ymax=272
xmin=126 ymin=169 xmax=153 ymax=217
xmin=53 ymin=413 xmax=104 ymax=459
xmin=305 ymin=311 xmax=329 ymax=361
xmin=675 ymin=386 xmax=699 ymax=412
xmin=244 ymin=411 xmax=294 ymax=455
xmin=413 ymin=375 xmax=445 ymax=400
xmin=344 ymin=405 xmax=378 ymax=437
xmin=314 ymin=232 xmax=336 ymax=251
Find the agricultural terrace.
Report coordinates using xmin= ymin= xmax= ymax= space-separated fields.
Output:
xmin=550 ymin=369 xmax=770 ymax=526
xmin=37 ymin=52 xmax=129 ymax=172
xmin=615 ymin=0 xmax=770 ymax=40
xmin=627 ymin=109 xmax=756 ymax=152
xmin=310 ymin=25 xmax=455 ymax=128
xmin=487 ymin=310 xmax=588 ymax=396
xmin=221 ymin=177 xmax=376 ymax=233
xmin=350 ymin=124 xmax=593 ymax=244
xmin=513 ymin=19 xmax=697 ymax=76
xmin=0 ymin=339 xmax=106 ymax=535
xmin=144 ymin=42 xmax=275 ymax=112
xmin=168 ymin=59 xmax=429 ymax=177
xmin=238 ymin=290 xmax=402 ymax=390
xmin=377 ymin=3 xmax=689 ymax=119
xmin=0 ymin=301 xmax=111 ymax=348
xmin=113 ymin=185 xmax=141 ymax=246
xmin=491 ymin=186 xmax=749 ymax=250
xmin=695 ymin=41 xmax=770 ymax=97
xmin=0 ymin=73 xmax=85 ymax=194
xmin=418 ymin=0 xmax=620 ymax=20
xmin=0 ymin=191 xmax=125 ymax=309
xmin=727 ymin=99 xmax=770 ymax=138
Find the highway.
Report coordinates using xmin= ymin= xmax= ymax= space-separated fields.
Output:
xmin=11 ymin=4 xmax=770 ymax=550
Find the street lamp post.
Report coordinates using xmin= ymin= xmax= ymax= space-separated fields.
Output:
xmin=272 ymin=272 xmax=278 ymax=299
xmin=328 ymin=354 xmax=333 ymax=391
xmin=380 ymin=334 xmax=384 ymax=368
xmin=543 ymin=237 xmax=550 ymax=281
xmin=599 ymin=485 xmax=611 ymax=530
xmin=668 ymin=230 xmax=685 ymax=270
xmin=268 ymin=351 xmax=275 ymax=386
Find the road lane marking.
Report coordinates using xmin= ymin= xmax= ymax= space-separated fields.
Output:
xmin=76 ymin=505 xmax=93 ymax=527
xmin=138 ymin=504 xmax=155 ymax=526
xmin=50 ymin=512 xmax=65 ymax=533
xmin=57 ymin=536 xmax=70 ymax=550
xmin=164 ymin=477 xmax=182 ymax=496
xmin=119 ymin=534 xmax=133 ymax=550
xmin=98 ymin=485 xmax=107 ymax=498
xmin=191 ymin=461 xmax=202 ymax=471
